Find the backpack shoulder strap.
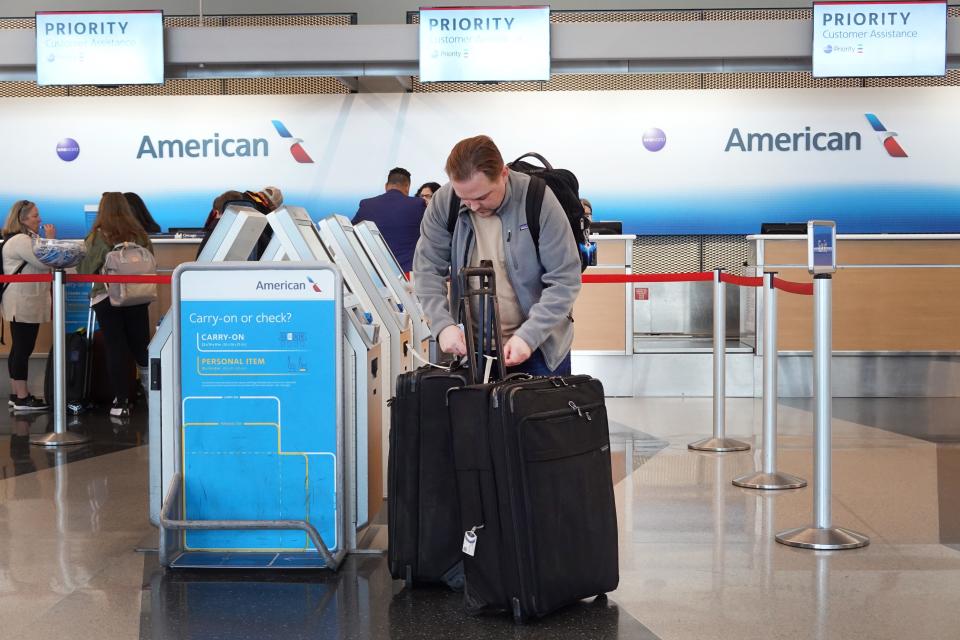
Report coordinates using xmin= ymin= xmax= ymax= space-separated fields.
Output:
xmin=0 ymin=233 xmax=26 ymax=280
xmin=0 ymin=259 xmax=28 ymax=303
xmin=446 ymin=193 xmax=461 ymax=235
xmin=524 ymin=175 xmax=546 ymax=256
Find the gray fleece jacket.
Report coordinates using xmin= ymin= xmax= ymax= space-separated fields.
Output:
xmin=412 ymin=169 xmax=581 ymax=371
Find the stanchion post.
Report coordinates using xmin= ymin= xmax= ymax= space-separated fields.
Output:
xmin=31 ymin=269 xmax=89 ymax=447
xmin=689 ymin=268 xmax=750 ymax=453
xmin=776 ymin=221 xmax=867 ymax=550
xmin=734 ymin=272 xmax=806 ymax=489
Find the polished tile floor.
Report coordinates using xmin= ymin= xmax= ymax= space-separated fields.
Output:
xmin=1 ymin=396 xmax=958 ymax=639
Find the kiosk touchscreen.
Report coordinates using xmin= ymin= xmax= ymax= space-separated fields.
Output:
xmin=149 ymin=206 xmax=268 ymax=526
xmin=266 ymin=206 xmax=387 ymax=526
xmin=316 ymin=214 xmax=414 ymax=384
xmin=354 ymin=221 xmax=433 ymax=358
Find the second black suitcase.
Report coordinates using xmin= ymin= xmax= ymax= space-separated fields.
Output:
xmin=388 ymin=364 xmax=470 ymax=588
xmin=449 ymin=374 xmax=619 ymax=623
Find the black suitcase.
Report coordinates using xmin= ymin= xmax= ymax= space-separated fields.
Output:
xmin=387 ymin=261 xmax=505 ymax=589
xmin=387 ymin=364 xmax=471 ymax=589
xmin=43 ymin=314 xmax=92 ymax=413
xmin=449 ymin=374 xmax=619 ymax=623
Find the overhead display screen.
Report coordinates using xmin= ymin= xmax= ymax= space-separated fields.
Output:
xmin=812 ymin=1 xmax=946 ymax=78
xmin=419 ymin=5 xmax=550 ymax=82
xmin=36 ymin=10 xmax=164 ymax=86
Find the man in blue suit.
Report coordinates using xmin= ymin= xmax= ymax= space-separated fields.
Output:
xmin=351 ymin=167 xmax=426 ymax=273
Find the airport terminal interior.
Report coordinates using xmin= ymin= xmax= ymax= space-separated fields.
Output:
xmin=2 ymin=1 xmax=960 ymax=639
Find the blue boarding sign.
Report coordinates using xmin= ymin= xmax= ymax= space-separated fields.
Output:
xmin=807 ymin=220 xmax=837 ymax=275
xmin=174 ymin=262 xmax=342 ymax=565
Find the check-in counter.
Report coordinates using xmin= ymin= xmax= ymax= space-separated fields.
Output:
xmin=746 ymin=233 xmax=960 ymax=396
xmin=571 ymin=234 xmax=634 ymax=396
xmin=571 ymin=234 xmax=634 ymax=353
xmin=150 ymin=237 xmax=202 ymax=335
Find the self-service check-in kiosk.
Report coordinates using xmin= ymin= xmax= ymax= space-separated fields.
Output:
xmin=149 ymin=206 xmax=267 ymax=526
xmin=316 ymin=215 xmax=414 ymax=379
xmin=266 ymin=206 xmax=386 ymax=529
xmin=354 ymin=220 xmax=434 ymax=359
xmin=316 ymin=214 xmax=414 ymax=493
xmin=153 ymin=204 xmax=386 ymax=566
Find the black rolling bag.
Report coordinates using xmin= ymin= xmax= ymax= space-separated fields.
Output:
xmin=387 ymin=363 xmax=471 ymax=589
xmin=387 ymin=260 xmax=506 ymax=590
xmin=43 ymin=307 xmax=94 ymax=414
xmin=448 ymin=267 xmax=619 ymax=623
xmin=449 ymin=375 xmax=619 ymax=623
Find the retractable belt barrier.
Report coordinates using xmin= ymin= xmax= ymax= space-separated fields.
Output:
xmin=0 ymin=273 xmax=173 ymax=284
xmin=2 ymin=271 xmax=813 ymax=292
xmin=0 ymin=273 xmax=58 ymax=283
xmin=580 ymin=271 xmax=814 ymax=295
xmin=66 ymin=274 xmax=173 ymax=284
xmin=579 ymin=269 xmax=814 ymax=454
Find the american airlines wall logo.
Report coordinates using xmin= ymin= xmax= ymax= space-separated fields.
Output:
xmin=135 ymin=119 xmax=314 ymax=162
xmin=271 ymin=120 xmax=314 ymax=163
xmin=723 ymin=113 xmax=908 ymax=157
xmin=864 ymin=113 xmax=907 ymax=157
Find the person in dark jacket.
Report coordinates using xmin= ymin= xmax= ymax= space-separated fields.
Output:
xmin=351 ymin=167 xmax=426 ymax=273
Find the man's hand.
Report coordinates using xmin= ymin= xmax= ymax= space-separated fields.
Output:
xmin=503 ymin=335 xmax=532 ymax=366
xmin=438 ymin=324 xmax=467 ymax=356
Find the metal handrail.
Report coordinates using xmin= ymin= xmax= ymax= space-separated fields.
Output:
xmin=159 ymin=473 xmax=339 ymax=570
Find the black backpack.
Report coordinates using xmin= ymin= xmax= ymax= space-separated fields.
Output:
xmin=447 ymin=152 xmax=591 ymax=272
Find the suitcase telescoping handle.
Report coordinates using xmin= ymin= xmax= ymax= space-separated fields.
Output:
xmin=458 ymin=260 xmax=506 ymax=384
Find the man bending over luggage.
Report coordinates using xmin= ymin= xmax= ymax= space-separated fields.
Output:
xmin=412 ymin=135 xmax=581 ymax=376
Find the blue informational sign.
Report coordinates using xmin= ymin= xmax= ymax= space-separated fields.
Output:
xmin=176 ymin=265 xmax=341 ymax=558
xmin=64 ymin=282 xmax=92 ymax=334
xmin=808 ymin=221 xmax=837 ymax=274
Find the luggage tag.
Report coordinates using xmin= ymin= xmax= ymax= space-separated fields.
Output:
xmin=462 ymin=524 xmax=484 ymax=557
xmin=482 ymin=355 xmax=496 ymax=384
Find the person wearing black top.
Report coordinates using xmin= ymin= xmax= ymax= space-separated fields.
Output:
xmin=123 ymin=192 xmax=162 ymax=234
